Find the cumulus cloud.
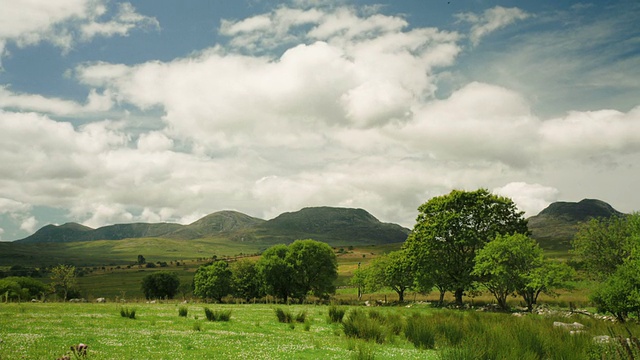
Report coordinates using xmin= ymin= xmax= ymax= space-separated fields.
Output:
xmin=0 ymin=86 xmax=113 ymax=115
xmin=457 ymin=6 xmax=530 ymax=45
xmin=0 ymin=0 xmax=158 ymax=62
xmin=494 ymin=182 xmax=559 ymax=217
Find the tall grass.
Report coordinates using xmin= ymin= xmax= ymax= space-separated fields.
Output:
xmin=274 ymin=307 xmax=306 ymax=323
xmin=203 ymin=307 xmax=231 ymax=322
xmin=178 ymin=306 xmax=188 ymax=317
xmin=328 ymin=305 xmax=346 ymax=323
xmin=119 ymin=307 xmax=136 ymax=319
xmin=342 ymin=309 xmax=387 ymax=344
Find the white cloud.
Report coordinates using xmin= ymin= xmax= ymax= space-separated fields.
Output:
xmin=0 ymin=86 xmax=113 ymax=115
xmin=457 ymin=6 xmax=530 ymax=45
xmin=19 ymin=216 xmax=38 ymax=233
xmin=0 ymin=0 xmax=158 ymax=62
xmin=493 ymin=182 xmax=559 ymax=217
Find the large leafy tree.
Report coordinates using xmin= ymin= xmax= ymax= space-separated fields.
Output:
xmin=591 ymin=258 xmax=640 ymax=322
xmin=257 ymin=244 xmax=295 ymax=302
xmin=404 ymin=189 xmax=528 ymax=305
xmin=572 ymin=215 xmax=634 ymax=279
xmin=194 ymin=261 xmax=232 ymax=302
xmin=141 ymin=271 xmax=180 ymax=300
xmin=287 ymin=239 xmax=337 ymax=301
xmin=360 ymin=250 xmax=414 ymax=302
xmin=473 ymin=233 xmax=573 ymax=310
xmin=258 ymin=240 xmax=338 ymax=303
xmin=230 ymin=259 xmax=264 ymax=302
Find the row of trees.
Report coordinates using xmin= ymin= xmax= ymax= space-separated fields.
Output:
xmin=353 ymin=189 xmax=573 ymax=310
xmin=140 ymin=239 xmax=339 ymax=303
xmin=1 ymin=264 xmax=77 ymax=302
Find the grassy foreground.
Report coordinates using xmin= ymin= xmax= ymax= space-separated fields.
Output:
xmin=2 ymin=302 xmax=640 ymax=359
xmin=0 ymin=303 xmax=432 ymax=360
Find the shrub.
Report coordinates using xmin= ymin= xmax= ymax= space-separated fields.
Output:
xmin=192 ymin=322 xmax=202 ymax=331
xmin=342 ymin=309 xmax=386 ymax=344
xmin=404 ymin=313 xmax=436 ymax=349
xmin=275 ymin=308 xmax=306 ymax=323
xmin=178 ymin=306 xmax=188 ymax=317
xmin=328 ymin=305 xmax=346 ymax=323
xmin=203 ymin=307 xmax=232 ymax=322
xmin=120 ymin=307 xmax=136 ymax=319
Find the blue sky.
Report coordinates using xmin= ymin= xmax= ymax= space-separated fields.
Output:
xmin=1 ymin=0 xmax=639 ymax=240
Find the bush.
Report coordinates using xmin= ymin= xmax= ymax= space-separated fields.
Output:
xmin=328 ymin=305 xmax=346 ymax=323
xmin=203 ymin=307 xmax=231 ymax=322
xmin=178 ymin=306 xmax=188 ymax=317
xmin=342 ymin=309 xmax=386 ymax=344
xmin=275 ymin=308 xmax=306 ymax=323
xmin=120 ymin=307 xmax=136 ymax=319
xmin=404 ymin=313 xmax=436 ymax=349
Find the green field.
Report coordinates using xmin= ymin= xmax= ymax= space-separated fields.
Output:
xmin=2 ymin=302 xmax=639 ymax=359
xmin=0 ymin=302 xmax=435 ymax=359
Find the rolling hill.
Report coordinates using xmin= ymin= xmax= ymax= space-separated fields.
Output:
xmin=528 ymin=199 xmax=626 ymax=250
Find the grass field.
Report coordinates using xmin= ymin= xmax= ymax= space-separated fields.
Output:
xmin=2 ymin=302 xmax=639 ymax=359
xmin=0 ymin=302 xmax=435 ymax=359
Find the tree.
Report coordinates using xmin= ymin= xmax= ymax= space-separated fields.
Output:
xmin=572 ymin=215 xmax=633 ymax=279
xmin=230 ymin=259 xmax=264 ymax=302
xmin=137 ymin=255 xmax=146 ymax=265
xmin=193 ymin=261 xmax=232 ymax=302
xmin=50 ymin=264 xmax=77 ymax=301
xmin=361 ymin=250 xmax=414 ymax=302
xmin=591 ymin=258 xmax=640 ymax=322
xmin=257 ymin=244 xmax=294 ymax=302
xmin=472 ymin=233 xmax=573 ymax=310
xmin=287 ymin=239 xmax=338 ymax=301
xmin=141 ymin=272 xmax=180 ymax=300
xmin=404 ymin=189 xmax=528 ymax=305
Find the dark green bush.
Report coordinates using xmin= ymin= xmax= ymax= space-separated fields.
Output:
xmin=178 ymin=306 xmax=188 ymax=317
xmin=120 ymin=307 xmax=136 ymax=319
xmin=204 ymin=307 xmax=231 ymax=322
xmin=328 ymin=305 xmax=346 ymax=323
xmin=342 ymin=309 xmax=386 ymax=344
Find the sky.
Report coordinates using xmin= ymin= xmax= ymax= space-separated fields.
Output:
xmin=0 ymin=0 xmax=639 ymax=241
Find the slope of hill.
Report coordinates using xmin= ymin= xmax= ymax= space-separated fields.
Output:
xmin=168 ymin=211 xmax=266 ymax=239
xmin=528 ymin=199 xmax=625 ymax=250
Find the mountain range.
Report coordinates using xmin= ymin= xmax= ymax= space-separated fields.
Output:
xmin=14 ymin=199 xmax=628 ymax=250
xmin=15 ymin=207 xmax=410 ymax=246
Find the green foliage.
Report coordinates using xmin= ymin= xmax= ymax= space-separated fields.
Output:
xmin=274 ymin=307 xmax=306 ymax=323
xmin=257 ymin=245 xmax=294 ymax=302
xmin=141 ymin=271 xmax=180 ymax=300
xmin=287 ymin=239 xmax=338 ymax=301
xmin=328 ymin=305 xmax=346 ymax=323
xmin=592 ymin=259 xmax=640 ymax=322
xmin=472 ymin=233 xmax=573 ymax=310
xmin=178 ymin=306 xmax=188 ymax=317
xmin=359 ymin=250 xmax=414 ymax=302
xmin=193 ymin=261 xmax=232 ymax=302
xmin=203 ymin=307 xmax=232 ymax=322
xmin=572 ymin=215 xmax=633 ymax=279
xmin=404 ymin=189 xmax=528 ymax=305
xmin=342 ymin=309 xmax=387 ymax=344
xmin=120 ymin=307 xmax=136 ymax=319
xmin=258 ymin=239 xmax=338 ymax=302
xmin=0 ymin=277 xmax=47 ymax=301
xmin=230 ymin=259 xmax=264 ymax=302
xmin=404 ymin=313 xmax=436 ymax=349
xmin=50 ymin=264 xmax=77 ymax=301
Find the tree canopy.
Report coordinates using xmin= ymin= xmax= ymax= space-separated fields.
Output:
xmin=193 ymin=261 xmax=232 ymax=302
xmin=356 ymin=250 xmax=414 ymax=302
xmin=141 ymin=271 xmax=180 ymax=300
xmin=404 ymin=189 xmax=529 ymax=305
xmin=50 ymin=264 xmax=77 ymax=301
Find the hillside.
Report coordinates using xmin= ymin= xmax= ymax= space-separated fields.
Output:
xmin=528 ymin=199 xmax=625 ymax=250
xmin=15 ymin=207 xmax=409 ymax=246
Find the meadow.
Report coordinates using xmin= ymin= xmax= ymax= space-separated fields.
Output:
xmin=1 ymin=302 xmax=639 ymax=359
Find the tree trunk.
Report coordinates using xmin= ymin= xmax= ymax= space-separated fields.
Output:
xmin=454 ymin=288 xmax=464 ymax=306
xmin=397 ymin=290 xmax=404 ymax=302
xmin=438 ymin=290 xmax=445 ymax=306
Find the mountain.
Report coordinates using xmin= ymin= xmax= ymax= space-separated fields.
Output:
xmin=255 ymin=207 xmax=410 ymax=245
xmin=15 ymin=207 xmax=409 ymax=246
xmin=528 ymin=199 xmax=625 ymax=250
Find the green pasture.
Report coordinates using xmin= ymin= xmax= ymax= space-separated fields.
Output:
xmin=0 ymin=303 xmax=434 ymax=360
xmin=2 ymin=302 xmax=639 ymax=359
